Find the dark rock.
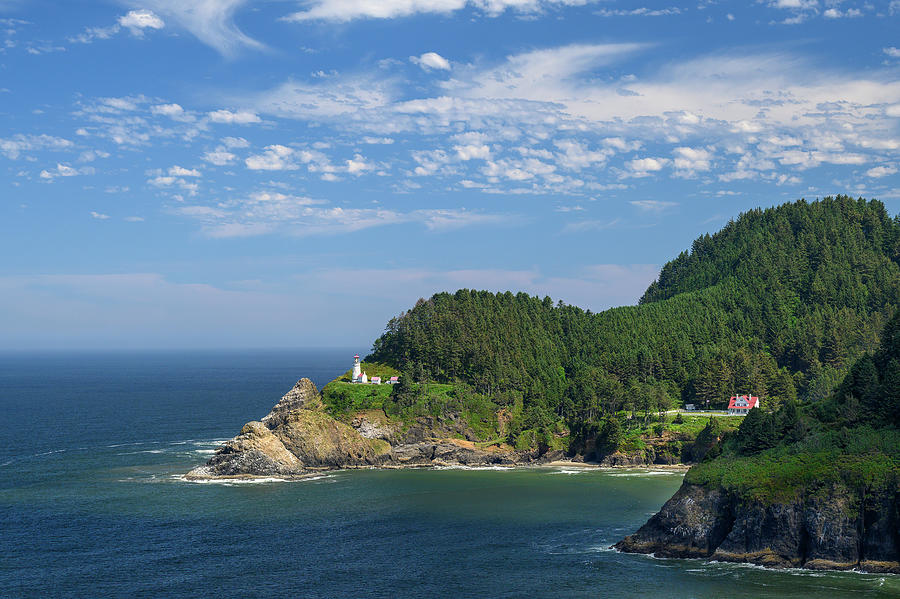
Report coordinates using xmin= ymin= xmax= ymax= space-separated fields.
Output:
xmin=616 ymin=482 xmax=734 ymax=558
xmin=616 ymin=480 xmax=900 ymax=574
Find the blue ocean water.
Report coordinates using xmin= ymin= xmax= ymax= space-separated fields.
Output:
xmin=1 ymin=350 xmax=897 ymax=598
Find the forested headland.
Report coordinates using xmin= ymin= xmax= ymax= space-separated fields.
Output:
xmin=349 ymin=196 xmax=900 ymax=457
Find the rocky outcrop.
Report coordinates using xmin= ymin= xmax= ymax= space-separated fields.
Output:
xmin=615 ymin=483 xmax=735 ymax=558
xmin=186 ymin=378 xmax=535 ymax=479
xmin=616 ymin=481 xmax=900 ymax=573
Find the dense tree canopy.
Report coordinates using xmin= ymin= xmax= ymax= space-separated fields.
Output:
xmin=368 ymin=197 xmax=900 ymax=437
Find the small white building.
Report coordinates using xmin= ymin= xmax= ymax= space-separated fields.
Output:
xmin=371 ymin=376 xmax=382 ymax=384
xmin=388 ymin=376 xmax=399 ymax=385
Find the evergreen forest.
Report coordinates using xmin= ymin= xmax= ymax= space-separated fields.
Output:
xmin=366 ymin=196 xmax=900 ymax=451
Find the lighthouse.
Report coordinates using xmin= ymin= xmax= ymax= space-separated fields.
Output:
xmin=352 ymin=354 xmax=361 ymax=382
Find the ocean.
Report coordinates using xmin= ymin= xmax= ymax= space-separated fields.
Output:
xmin=1 ymin=350 xmax=896 ymax=598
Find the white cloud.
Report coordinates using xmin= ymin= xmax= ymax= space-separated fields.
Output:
xmin=203 ymin=149 xmax=237 ymax=166
xmin=823 ymin=7 xmax=862 ymax=18
xmin=250 ymin=76 xmax=393 ymax=120
xmin=222 ymin=136 xmax=249 ymax=148
xmin=118 ymin=9 xmax=165 ymax=35
xmin=173 ymin=188 xmax=509 ymax=238
xmin=284 ymin=0 xmax=601 ymax=22
xmin=245 ymin=144 xmax=297 ymax=171
xmin=595 ymin=7 xmax=681 ymax=17
xmin=866 ymin=165 xmax=897 ymax=178
xmin=90 ymin=211 xmax=110 ymax=220
xmin=346 ymin=154 xmax=375 ymax=174
xmin=70 ymin=9 xmax=164 ymax=44
xmin=69 ymin=24 xmax=120 ymax=44
xmin=0 ymin=134 xmax=73 ymax=159
xmin=149 ymin=175 xmax=176 ymax=186
xmin=39 ymin=163 xmax=94 ymax=179
xmin=169 ymin=165 xmax=201 ymax=177
xmin=411 ymin=51 xmax=451 ymax=71
xmin=78 ymin=149 xmax=110 ymax=162
xmin=885 ymin=47 xmax=900 ymax=59
xmin=123 ymin=0 xmax=262 ymax=56
xmin=455 ymin=143 xmax=491 ymax=160
xmin=672 ymin=146 xmax=712 ymax=175
xmin=208 ymin=109 xmax=261 ymax=124
xmin=626 ymin=157 xmax=668 ymax=177
xmin=151 ymin=103 xmax=185 ymax=117
xmin=630 ymin=199 xmax=677 ymax=212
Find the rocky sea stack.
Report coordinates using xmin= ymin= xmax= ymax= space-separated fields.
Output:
xmin=186 ymin=378 xmax=550 ymax=479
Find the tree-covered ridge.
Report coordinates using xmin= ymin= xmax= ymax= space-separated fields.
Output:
xmin=688 ymin=308 xmax=900 ymax=501
xmin=368 ymin=197 xmax=900 ymax=447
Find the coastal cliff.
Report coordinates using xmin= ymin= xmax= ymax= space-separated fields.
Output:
xmin=186 ymin=378 xmax=542 ymax=479
xmin=615 ymin=480 xmax=900 ymax=573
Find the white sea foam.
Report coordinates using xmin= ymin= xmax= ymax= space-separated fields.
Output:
xmin=549 ymin=468 xmax=587 ymax=475
xmin=605 ymin=470 xmax=683 ymax=477
xmin=433 ymin=464 xmax=515 ymax=471
xmin=171 ymin=473 xmax=332 ymax=485
xmin=116 ymin=449 xmax=168 ymax=455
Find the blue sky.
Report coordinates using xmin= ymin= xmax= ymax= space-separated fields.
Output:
xmin=2 ymin=0 xmax=899 ymax=349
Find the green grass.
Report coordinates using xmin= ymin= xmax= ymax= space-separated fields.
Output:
xmin=321 ymin=380 xmax=395 ymax=414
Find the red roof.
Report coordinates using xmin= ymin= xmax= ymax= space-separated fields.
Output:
xmin=390 ymin=376 xmax=399 ymax=381
xmin=354 ymin=354 xmax=360 ymax=358
xmin=728 ymin=395 xmax=759 ymax=410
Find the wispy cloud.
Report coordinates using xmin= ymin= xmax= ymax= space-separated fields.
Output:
xmin=0 ymin=134 xmax=73 ymax=159
xmin=172 ymin=189 xmax=511 ymax=238
xmin=70 ymin=9 xmax=164 ymax=44
xmin=121 ymin=0 xmax=262 ymax=56
xmin=284 ymin=0 xmax=603 ymax=23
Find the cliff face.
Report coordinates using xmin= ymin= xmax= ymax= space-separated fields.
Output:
xmin=186 ymin=379 xmax=534 ymax=479
xmin=615 ymin=481 xmax=900 ymax=573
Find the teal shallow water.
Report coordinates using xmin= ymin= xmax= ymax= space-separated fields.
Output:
xmin=1 ymin=351 xmax=897 ymax=598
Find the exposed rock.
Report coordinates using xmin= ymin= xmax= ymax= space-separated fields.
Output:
xmin=261 ymin=378 xmax=322 ymax=425
xmin=616 ymin=480 xmax=900 ymax=574
xmin=615 ymin=483 xmax=734 ymax=558
xmin=275 ymin=409 xmax=391 ymax=468
xmin=599 ymin=452 xmax=649 ymax=467
xmin=187 ymin=378 xmax=537 ymax=480
xmin=188 ymin=421 xmax=302 ymax=477
xmin=351 ymin=412 xmax=400 ymax=442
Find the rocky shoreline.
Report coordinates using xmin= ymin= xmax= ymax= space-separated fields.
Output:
xmin=186 ymin=379 xmax=568 ymax=480
xmin=615 ymin=481 xmax=900 ymax=574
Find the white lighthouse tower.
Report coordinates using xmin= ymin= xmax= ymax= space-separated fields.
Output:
xmin=352 ymin=354 xmax=361 ymax=382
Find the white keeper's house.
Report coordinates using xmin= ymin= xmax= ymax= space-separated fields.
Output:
xmin=727 ymin=394 xmax=760 ymax=415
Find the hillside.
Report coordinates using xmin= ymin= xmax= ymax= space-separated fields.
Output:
xmin=616 ymin=309 xmax=900 ymax=572
xmin=366 ymin=196 xmax=900 ymax=454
